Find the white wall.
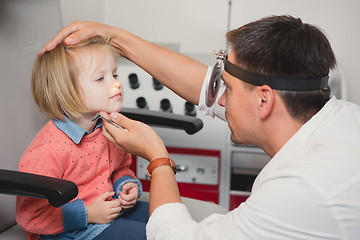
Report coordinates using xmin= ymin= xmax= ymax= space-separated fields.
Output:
xmin=60 ymin=0 xmax=105 ymax=25
xmin=0 ymin=0 xmax=63 ymax=171
xmin=0 ymin=0 xmax=63 ymax=229
xmin=60 ymin=0 xmax=360 ymax=104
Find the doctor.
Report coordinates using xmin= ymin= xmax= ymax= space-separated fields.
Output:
xmin=42 ymin=15 xmax=360 ymax=239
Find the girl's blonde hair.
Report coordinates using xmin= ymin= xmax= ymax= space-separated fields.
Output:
xmin=31 ymin=36 xmax=115 ymax=120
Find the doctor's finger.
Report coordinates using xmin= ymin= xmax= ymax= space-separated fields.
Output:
xmin=105 ymin=112 xmax=136 ymax=128
xmin=102 ymin=111 xmax=169 ymax=160
xmin=101 ymin=114 xmax=131 ymax=148
xmin=39 ymin=22 xmax=79 ymax=55
xmin=40 ymin=21 xmax=96 ymax=55
xmin=101 ymin=112 xmax=139 ymax=137
xmin=102 ymin=124 xmax=124 ymax=151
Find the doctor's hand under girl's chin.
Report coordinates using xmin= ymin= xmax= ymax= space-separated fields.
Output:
xmin=101 ymin=111 xmax=169 ymax=162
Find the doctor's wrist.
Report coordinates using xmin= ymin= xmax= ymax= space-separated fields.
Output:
xmin=147 ymin=158 xmax=177 ymax=179
xmin=149 ymin=154 xmax=169 ymax=162
xmin=148 ymin=147 xmax=169 ymax=162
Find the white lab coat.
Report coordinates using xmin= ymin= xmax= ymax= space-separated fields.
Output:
xmin=147 ymin=73 xmax=360 ymax=239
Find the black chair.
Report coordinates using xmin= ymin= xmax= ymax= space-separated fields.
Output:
xmin=0 ymin=170 xmax=78 ymax=239
xmin=0 ymin=169 xmax=78 ymax=208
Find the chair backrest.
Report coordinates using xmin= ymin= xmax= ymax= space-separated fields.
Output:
xmin=0 ymin=0 xmax=62 ymax=233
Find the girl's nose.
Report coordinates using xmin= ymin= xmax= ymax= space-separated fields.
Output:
xmin=110 ymin=81 xmax=121 ymax=91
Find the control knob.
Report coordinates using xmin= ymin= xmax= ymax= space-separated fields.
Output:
xmin=160 ymin=98 xmax=172 ymax=113
xmin=128 ymin=73 xmax=140 ymax=89
xmin=153 ymin=77 xmax=163 ymax=90
xmin=136 ymin=97 xmax=149 ymax=109
xmin=184 ymin=101 xmax=196 ymax=116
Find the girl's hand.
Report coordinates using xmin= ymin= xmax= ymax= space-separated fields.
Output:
xmin=119 ymin=182 xmax=139 ymax=210
xmin=86 ymin=192 xmax=122 ymax=224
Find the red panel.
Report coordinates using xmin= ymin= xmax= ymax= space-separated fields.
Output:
xmin=166 ymin=146 xmax=220 ymax=158
xmin=177 ymin=182 xmax=219 ymax=204
xmin=229 ymin=194 xmax=249 ymax=210
xmin=140 ymin=180 xmax=219 ymax=204
xmin=130 ymin=146 xmax=221 ymax=203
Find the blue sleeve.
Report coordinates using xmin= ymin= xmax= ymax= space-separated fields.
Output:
xmin=61 ymin=198 xmax=88 ymax=232
xmin=113 ymin=176 xmax=143 ymax=199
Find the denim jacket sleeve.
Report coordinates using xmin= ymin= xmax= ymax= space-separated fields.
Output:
xmin=61 ymin=198 xmax=88 ymax=232
xmin=113 ymin=176 xmax=143 ymax=199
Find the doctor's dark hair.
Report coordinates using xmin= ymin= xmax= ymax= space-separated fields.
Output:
xmin=226 ymin=15 xmax=337 ymax=123
xmin=31 ymin=35 xmax=116 ymax=120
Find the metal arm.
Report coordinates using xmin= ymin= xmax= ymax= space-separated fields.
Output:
xmin=0 ymin=169 xmax=78 ymax=208
xmin=120 ymin=108 xmax=203 ymax=135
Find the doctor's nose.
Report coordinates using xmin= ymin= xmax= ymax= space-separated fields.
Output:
xmin=218 ymin=92 xmax=226 ymax=107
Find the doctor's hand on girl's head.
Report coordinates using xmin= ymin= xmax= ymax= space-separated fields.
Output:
xmin=86 ymin=191 xmax=122 ymax=224
xmin=101 ymin=111 xmax=169 ymax=162
xmin=39 ymin=21 xmax=116 ymax=56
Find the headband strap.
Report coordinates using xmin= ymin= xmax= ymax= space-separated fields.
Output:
xmin=224 ymin=58 xmax=329 ymax=91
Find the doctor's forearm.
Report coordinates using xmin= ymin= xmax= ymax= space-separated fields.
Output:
xmin=148 ymin=166 xmax=182 ymax=215
xmin=111 ymin=28 xmax=207 ymax=105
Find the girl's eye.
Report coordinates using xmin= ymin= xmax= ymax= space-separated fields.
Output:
xmin=96 ymin=77 xmax=104 ymax=82
xmin=113 ymin=74 xmax=118 ymax=79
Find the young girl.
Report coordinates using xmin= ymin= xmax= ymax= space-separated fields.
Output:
xmin=16 ymin=36 xmax=148 ymax=240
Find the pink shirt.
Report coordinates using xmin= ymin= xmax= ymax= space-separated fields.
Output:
xmin=16 ymin=120 xmax=137 ymax=239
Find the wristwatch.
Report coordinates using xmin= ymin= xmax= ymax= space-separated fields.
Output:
xmin=147 ymin=158 xmax=177 ymax=179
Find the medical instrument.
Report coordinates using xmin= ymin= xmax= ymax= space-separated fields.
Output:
xmin=92 ymin=112 xmax=123 ymax=129
xmin=205 ymin=50 xmax=226 ymax=107
xmin=224 ymin=58 xmax=329 ymax=91
xmin=209 ymin=49 xmax=329 ymax=92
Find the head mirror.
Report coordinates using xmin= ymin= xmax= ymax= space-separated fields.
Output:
xmin=205 ymin=50 xmax=227 ymax=107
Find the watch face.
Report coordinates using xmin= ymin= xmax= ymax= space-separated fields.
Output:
xmin=206 ymin=61 xmax=222 ymax=107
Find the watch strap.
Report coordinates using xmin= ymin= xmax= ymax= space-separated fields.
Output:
xmin=147 ymin=158 xmax=176 ymax=179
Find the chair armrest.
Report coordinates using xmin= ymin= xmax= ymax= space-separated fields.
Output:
xmin=120 ymin=108 xmax=203 ymax=135
xmin=0 ymin=169 xmax=78 ymax=208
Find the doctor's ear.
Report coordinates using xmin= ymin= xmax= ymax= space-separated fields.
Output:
xmin=257 ymin=85 xmax=274 ymax=119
